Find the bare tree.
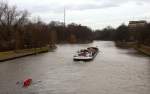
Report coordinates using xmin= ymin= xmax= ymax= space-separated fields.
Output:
xmin=0 ymin=1 xmax=29 ymax=51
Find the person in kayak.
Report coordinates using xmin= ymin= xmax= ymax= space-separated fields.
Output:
xmin=23 ymin=78 xmax=32 ymax=87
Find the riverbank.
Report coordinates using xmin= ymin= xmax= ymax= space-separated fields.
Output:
xmin=0 ymin=46 xmax=55 ymax=62
xmin=115 ymin=41 xmax=150 ymax=56
xmin=115 ymin=41 xmax=136 ymax=48
xmin=57 ymin=40 xmax=93 ymax=44
xmin=135 ymin=45 xmax=150 ymax=56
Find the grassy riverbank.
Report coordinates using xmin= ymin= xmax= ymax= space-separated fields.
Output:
xmin=135 ymin=45 xmax=150 ymax=56
xmin=0 ymin=46 xmax=53 ymax=62
xmin=115 ymin=41 xmax=150 ymax=56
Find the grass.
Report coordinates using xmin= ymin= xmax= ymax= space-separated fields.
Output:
xmin=0 ymin=47 xmax=50 ymax=61
xmin=0 ymin=51 xmax=15 ymax=58
xmin=135 ymin=45 xmax=150 ymax=56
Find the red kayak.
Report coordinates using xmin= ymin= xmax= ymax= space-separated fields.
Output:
xmin=23 ymin=78 xmax=32 ymax=87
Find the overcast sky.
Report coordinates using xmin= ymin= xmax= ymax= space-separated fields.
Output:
xmin=6 ymin=0 xmax=150 ymax=29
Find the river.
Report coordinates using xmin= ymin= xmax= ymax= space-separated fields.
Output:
xmin=0 ymin=41 xmax=150 ymax=94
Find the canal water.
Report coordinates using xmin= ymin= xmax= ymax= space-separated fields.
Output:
xmin=0 ymin=41 xmax=150 ymax=94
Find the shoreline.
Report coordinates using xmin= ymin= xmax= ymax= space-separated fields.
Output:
xmin=135 ymin=45 xmax=150 ymax=56
xmin=0 ymin=46 xmax=53 ymax=62
xmin=115 ymin=41 xmax=150 ymax=56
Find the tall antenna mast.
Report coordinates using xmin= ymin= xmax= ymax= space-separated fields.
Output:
xmin=64 ymin=8 xmax=66 ymax=27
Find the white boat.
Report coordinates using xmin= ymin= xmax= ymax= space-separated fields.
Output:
xmin=73 ymin=47 xmax=99 ymax=61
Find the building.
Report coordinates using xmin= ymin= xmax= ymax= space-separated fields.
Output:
xmin=128 ymin=20 xmax=147 ymax=41
xmin=128 ymin=20 xmax=147 ymax=29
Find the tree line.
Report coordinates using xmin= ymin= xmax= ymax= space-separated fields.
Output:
xmin=1 ymin=2 xmax=150 ymax=52
xmin=49 ymin=22 xmax=93 ymax=43
xmin=94 ymin=23 xmax=150 ymax=46
xmin=0 ymin=2 xmax=93 ymax=51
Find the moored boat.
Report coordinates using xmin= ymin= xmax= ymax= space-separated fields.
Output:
xmin=73 ymin=47 xmax=99 ymax=61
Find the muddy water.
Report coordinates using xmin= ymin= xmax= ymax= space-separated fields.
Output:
xmin=0 ymin=41 xmax=150 ymax=94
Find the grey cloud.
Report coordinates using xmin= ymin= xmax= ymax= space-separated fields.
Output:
xmin=65 ymin=3 xmax=118 ymax=10
xmin=27 ymin=2 xmax=119 ymax=14
xmin=9 ymin=0 xmax=150 ymax=14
